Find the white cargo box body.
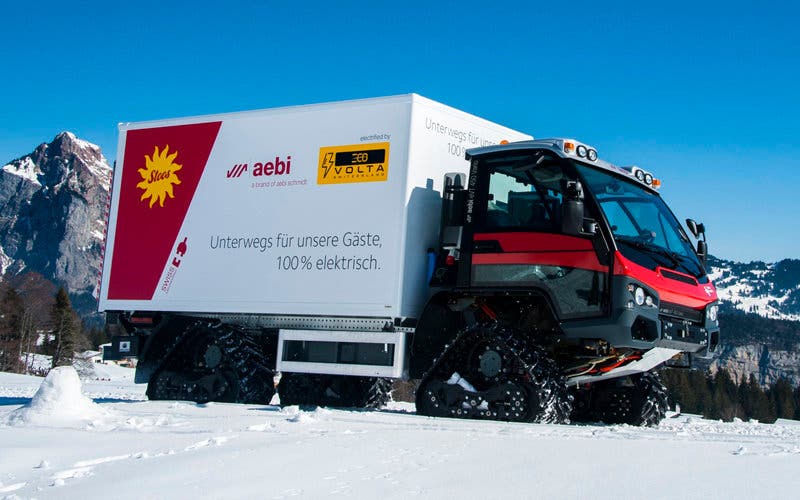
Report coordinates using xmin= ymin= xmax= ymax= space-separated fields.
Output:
xmin=99 ymin=94 xmax=530 ymax=319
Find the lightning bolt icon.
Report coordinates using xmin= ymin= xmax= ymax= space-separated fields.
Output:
xmin=322 ymin=152 xmax=335 ymax=178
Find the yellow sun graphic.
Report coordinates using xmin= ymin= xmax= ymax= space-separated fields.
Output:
xmin=137 ymin=145 xmax=182 ymax=208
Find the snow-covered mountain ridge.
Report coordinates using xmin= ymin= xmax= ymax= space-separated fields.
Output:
xmin=708 ymin=255 xmax=800 ymax=321
xmin=700 ymin=257 xmax=800 ymax=386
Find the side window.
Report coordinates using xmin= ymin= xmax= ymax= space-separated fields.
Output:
xmin=484 ymin=168 xmax=563 ymax=231
xmin=486 ymin=172 xmax=523 ymax=227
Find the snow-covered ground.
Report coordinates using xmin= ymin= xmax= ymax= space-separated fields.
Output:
xmin=1 ymin=368 xmax=799 ymax=499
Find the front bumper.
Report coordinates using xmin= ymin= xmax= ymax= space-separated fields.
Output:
xmin=560 ymin=278 xmax=720 ymax=358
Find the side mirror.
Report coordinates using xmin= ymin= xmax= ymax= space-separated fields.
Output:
xmin=686 ymin=218 xmax=709 ymax=264
xmin=697 ymin=240 xmax=708 ymax=265
xmin=686 ymin=218 xmax=707 ymax=239
xmin=686 ymin=219 xmax=699 ymax=238
xmin=561 ymin=181 xmax=585 ymax=236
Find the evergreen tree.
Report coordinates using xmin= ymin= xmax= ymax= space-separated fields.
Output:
xmin=691 ymin=370 xmax=713 ymax=416
xmin=794 ymin=386 xmax=800 ymax=420
xmin=86 ymin=324 xmax=109 ymax=350
xmin=662 ymin=368 xmax=714 ymax=416
xmin=0 ymin=288 xmax=24 ymax=372
xmin=50 ymin=287 xmax=80 ymax=368
xmin=737 ymin=374 xmax=751 ymax=418
xmin=709 ymin=369 xmax=740 ymax=421
xmin=637 ymin=367 xmax=800 ymax=423
xmin=769 ymin=378 xmax=795 ymax=420
xmin=745 ymin=374 xmax=772 ymax=422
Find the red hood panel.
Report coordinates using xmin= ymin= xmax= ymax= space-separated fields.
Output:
xmin=614 ymin=252 xmax=717 ymax=308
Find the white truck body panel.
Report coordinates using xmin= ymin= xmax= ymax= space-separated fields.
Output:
xmin=99 ymin=94 xmax=530 ymax=319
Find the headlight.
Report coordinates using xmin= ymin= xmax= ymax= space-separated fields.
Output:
xmin=634 ymin=287 xmax=645 ymax=306
xmin=708 ymin=304 xmax=718 ymax=322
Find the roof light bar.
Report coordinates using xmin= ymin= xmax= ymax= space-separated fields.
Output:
xmin=562 ymin=140 xmax=598 ymax=162
xmin=628 ymin=166 xmax=660 ymax=188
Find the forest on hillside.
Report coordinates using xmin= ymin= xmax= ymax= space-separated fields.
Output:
xmin=662 ymin=367 xmax=800 ymax=423
xmin=0 ymin=274 xmax=106 ymax=374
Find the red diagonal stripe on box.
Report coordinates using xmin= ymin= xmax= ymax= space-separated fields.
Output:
xmin=107 ymin=121 xmax=221 ymax=300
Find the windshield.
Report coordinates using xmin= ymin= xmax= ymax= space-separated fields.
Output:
xmin=574 ymin=163 xmax=705 ymax=279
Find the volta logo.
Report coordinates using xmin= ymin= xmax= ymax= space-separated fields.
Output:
xmin=317 ymin=143 xmax=390 ymax=185
xmin=137 ymin=145 xmax=182 ymax=208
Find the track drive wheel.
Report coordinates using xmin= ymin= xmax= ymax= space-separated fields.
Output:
xmin=571 ymin=371 xmax=669 ymax=426
xmin=147 ymin=323 xmax=275 ymax=405
xmin=416 ymin=323 xmax=572 ymax=424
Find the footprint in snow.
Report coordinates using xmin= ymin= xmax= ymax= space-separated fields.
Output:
xmin=247 ymin=422 xmax=276 ymax=432
xmin=0 ymin=482 xmax=28 ymax=494
xmin=185 ymin=436 xmax=231 ymax=451
xmin=50 ymin=465 xmax=95 ymax=486
xmin=73 ymin=454 xmax=132 ymax=467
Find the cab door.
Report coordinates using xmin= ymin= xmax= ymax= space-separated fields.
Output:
xmin=467 ymin=154 xmax=610 ymax=320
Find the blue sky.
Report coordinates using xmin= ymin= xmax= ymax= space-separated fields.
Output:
xmin=1 ymin=0 xmax=798 ymax=262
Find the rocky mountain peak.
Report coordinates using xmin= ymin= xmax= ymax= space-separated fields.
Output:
xmin=13 ymin=131 xmax=112 ymax=192
xmin=0 ymin=132 xmax=112 ymax=317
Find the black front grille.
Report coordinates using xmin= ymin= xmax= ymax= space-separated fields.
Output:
xmin=659 ymin=302 xmax=703 ymax=323
xmin=661 ymin=269 xmax=697 ymax=285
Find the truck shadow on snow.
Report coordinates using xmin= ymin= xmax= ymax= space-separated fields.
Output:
xmin=0 ymin=397 xmax=32 ymax=406
xmin=90 ymin=398 xmax=144 ymax=404
xmin=0 ymin=397 xmax=143 ymax=406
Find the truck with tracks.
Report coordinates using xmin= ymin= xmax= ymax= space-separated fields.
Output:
xmin=100 ymin=94 xmax=720 ymax=425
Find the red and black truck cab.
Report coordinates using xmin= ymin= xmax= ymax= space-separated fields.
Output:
xmin=422 ymin=138 xmax=720 ymax=378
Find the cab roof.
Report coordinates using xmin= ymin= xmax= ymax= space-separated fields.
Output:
xmin=466 ymin=138 xmax=659 ymax=193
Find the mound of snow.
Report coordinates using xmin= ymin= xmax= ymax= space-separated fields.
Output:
xmin=281 ymin=405 xmax=332 ymax=423
xmin=6 ymin=366 xmax=111 ymax=426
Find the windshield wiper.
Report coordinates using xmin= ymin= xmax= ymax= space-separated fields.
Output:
xmin=615 ymin=236 xmax=682 ymax=269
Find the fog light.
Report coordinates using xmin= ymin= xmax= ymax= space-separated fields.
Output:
xmin=645 ymin=295 xmax=654 ymax=307
xmin=635 ymin=287 xmax=645 ymax=306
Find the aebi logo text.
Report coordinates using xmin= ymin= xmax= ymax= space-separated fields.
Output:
xmin=227 ymin=156 xmax=292 ymax=179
